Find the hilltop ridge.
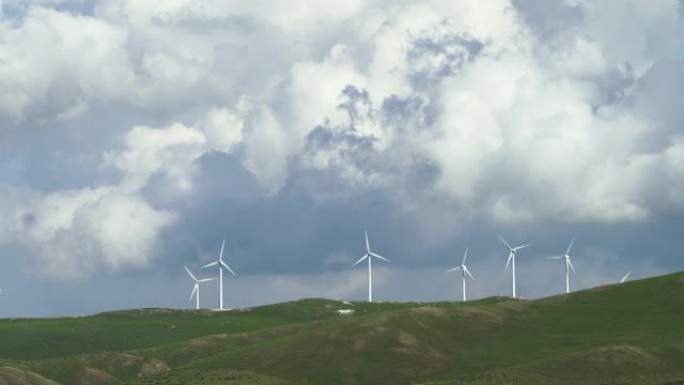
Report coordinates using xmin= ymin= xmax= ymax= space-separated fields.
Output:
xmin=0 ymin=272 xmax=682 ymax=384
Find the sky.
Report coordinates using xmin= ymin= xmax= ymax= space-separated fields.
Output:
xmin=0 ymin=0 xmax=683 ymax=317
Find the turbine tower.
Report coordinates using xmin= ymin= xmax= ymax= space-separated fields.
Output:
xmin=447 ymin=247 xmax=475 ymax=301
xmin=201 ymin=239 xmax=236 ymax=310
xmin=184 ymin=266 xmax=216 ymax=310
xmin=548 ymin=238 xmax=576 ymax=294
xmin=352 ymin=231 xmax=389 ymax=302
xmin=498 ymin=234 xmax=529 ymax=298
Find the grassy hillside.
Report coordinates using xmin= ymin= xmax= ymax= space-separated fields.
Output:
xmin=0 ymin=273 xmax=682 ymax=384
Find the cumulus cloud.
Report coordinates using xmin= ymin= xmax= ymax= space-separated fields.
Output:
xmin=104 ymin=123 xmax=207 ymax=192
xmin=0 ymin=0 xmax=683 ymax=287
xmin=0 ymin=6 xmax=133 ymax=121
xmin=0 ymin=186 xmax=176 ymax=278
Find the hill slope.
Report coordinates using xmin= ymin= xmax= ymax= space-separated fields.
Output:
xmin=0 ymin=273 xmax=683 ymax=385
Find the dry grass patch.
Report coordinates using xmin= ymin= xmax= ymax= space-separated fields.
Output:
xmin=0 ymin=366 xmax=59 ymax=385
xmin=73 ymin=367 xmax=117 ymax=385
xmin=408 ymin=307 xmax=449 ymax=318
xmin=453 ymin=301 xmax=535 ymax=330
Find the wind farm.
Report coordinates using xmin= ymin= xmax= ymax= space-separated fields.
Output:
xmin=1 ymin=272 xmax=684 ymax=385
xmin=2 ymin=231 xmax=682 ymax=385
xmin=176 ymin=232 xmax=636 ymax=309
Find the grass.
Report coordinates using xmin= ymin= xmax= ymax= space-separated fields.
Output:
xmin=0 ymin=273 xmax=683 ymax=384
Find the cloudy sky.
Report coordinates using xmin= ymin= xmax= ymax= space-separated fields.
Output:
xmin=0 ymin=0 xmax=683 ymax=317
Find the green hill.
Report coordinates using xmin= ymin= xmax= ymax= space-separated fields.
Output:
xmin=1 ymin=272 xmax=683 ymax=384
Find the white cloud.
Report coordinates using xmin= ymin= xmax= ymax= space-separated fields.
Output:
xmin=0 ymin=186 xmax=176 ymax=279
xmin=289 ymin=44 xmax=367 ymax=135
xmin=104 ymin=123 xmax=207 ymax=192
xmin=75 ymin=192 xmax=176 ymax=270
xmin=551 ymin=37 xmax=607 ymax=77
xmin=240 ymin=103 xmax=289 ymax=193
xmin=201 ymin=105 xmax=245 ymax=153
xmin=1 ymin=0 xmax=683 ymax=283
xmin=0 ymin=99 xmax=280 ymax=279
xmin=564 ymin=0 xmax=682 ymax=75
xmin=282 ymin=0 xmax=683 ymax=224
xmin=0 ymin=6 xmax=133 ymax=119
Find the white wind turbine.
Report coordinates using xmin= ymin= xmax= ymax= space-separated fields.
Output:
xmin=446 ymin=247 xmax=475 ymax=302
xmin=352 ymin=231 xmax=390 ymax=302
xmin=620 ymin=271 xmax=631 ymax=283
xmin=201 ymin=239 xmax=236 ymax=310
xmin=548 ymin=238 xmax=576 ymax=294
xmin=184 ymin=266 xmax=216 ymax=310
xmin=498 ymin=234 xmax=529 ymax=298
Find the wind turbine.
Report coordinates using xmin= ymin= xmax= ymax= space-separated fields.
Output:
xmin=548 ymin=238 xmax=576 ymax=294
xmin=201 ymin=239 xmax=236 ymax=310
xmin=352 ymin=231 xmax=390 ymax=302
xmin=620 ymin=271 xmax=631 ymax=283
xmin=183 ymin=266 xmax=216 ymax=310
xmin=447 ymin=247 xmax=475 ymax=302
xmin=498 ymin=234 xmax=529 ymax=298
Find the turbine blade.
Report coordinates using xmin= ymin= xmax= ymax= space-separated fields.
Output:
xmin=201 ymin=261 xmax=218 ymax=269
xmin=505 ymin=252 xmax=513 ymax=271
xmin=513 ymin=244 xmax=530 ymax=251
xmin=620 ymin=271 xmax=631 ymax=283
xmin=446 ymin=267 xmax=461 ymax=273
xmin=184 ymin=265 xmax=198 ymax=282
xmin=497 ymin=234 xmax=512 ymax=250
xmin=352 ymin=254 xmax=368 ymax=267
xmin=365 ymin=231 xmax=370 ymax=253
xmin=464 ymin=266 xmax=475 ymax=280
xmin=566 ymin=237 xmax=575 ymax=255
xmin=219 ymin=239 xmax=226 ymax=261
xmin=462 ymin=246 xmax=469 ymax=265
xmin=567 ymin=258 xmax=575 ymax=272
xmin=198 ymin=278 xmax=216 ymax=283
xmin=220 ymin=260 xmax=236 ymax=276
xmin=370 ymin=252 xmax=389 ymax=262
xmin=547 ymin=256 xmax=563 ymax=260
